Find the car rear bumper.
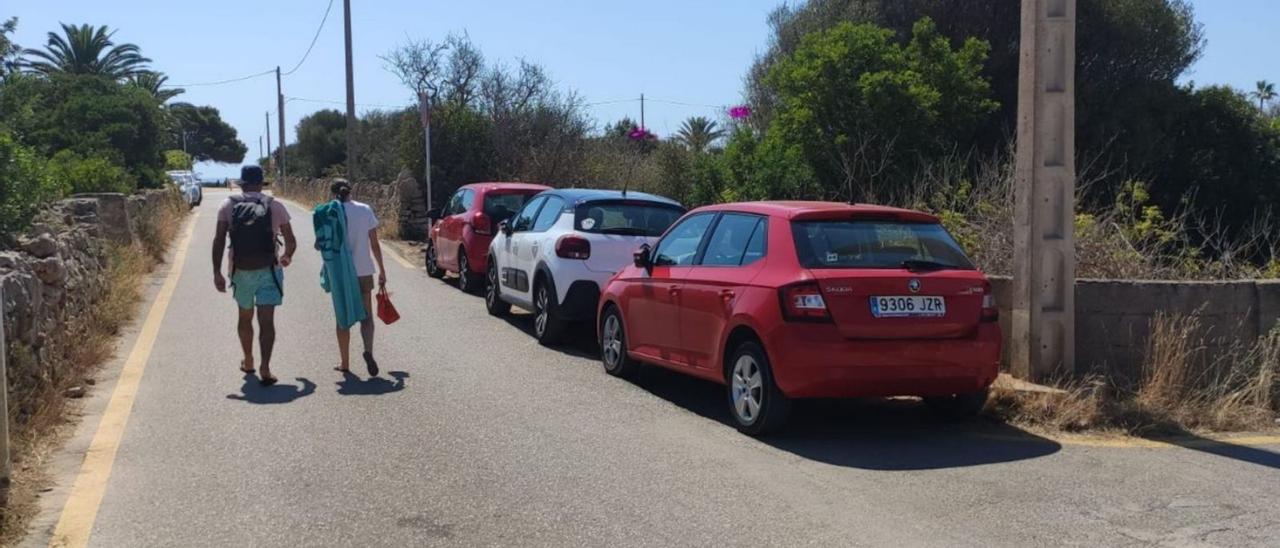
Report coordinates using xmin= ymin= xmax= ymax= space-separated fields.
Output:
xmin=765 ymin=323 xmax=1000 ymax=399
xmin=558 ymin=280 xmax=601 ymax=322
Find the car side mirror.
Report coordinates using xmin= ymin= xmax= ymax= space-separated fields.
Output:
xmin=633 ymin=244 xmax=653 ymax=270
xmin=499 ymin=219 xmax=513 ymax=236
xmin=426 ymin=208 xmax=443 ymax=221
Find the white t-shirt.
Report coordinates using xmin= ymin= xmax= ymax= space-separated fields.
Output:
xmin=343 ymin=200 xmax=380 ymax=277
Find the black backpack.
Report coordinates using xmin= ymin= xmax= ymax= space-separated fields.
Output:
xmin=228 ymin=194 xmax=278 ymax=271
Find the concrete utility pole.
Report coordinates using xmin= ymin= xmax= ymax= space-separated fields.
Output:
xmin=276 ymin=67 xmax=286 ymax=180
xmin=1012 ymin=0 xmax=1077 ymax=380
xmin=343 ymin=0 xmax=357 ymax=181
xmin=640 ymin=93 xmax=645 ymax=130
xmin=259 ymin=136 xmax=264 ymax=164
xmin=264 ymin=112 xmax=272 ymax=171
xmin=418 ymin=91 xmax=433 ymax=213
xmin=0 ymin=285 xmax=10 ymax=505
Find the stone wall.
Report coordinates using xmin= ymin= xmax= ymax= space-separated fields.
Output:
xmin=272 ymin=170 xmax=430 ymax=240
xmin=990 ymin=276 xmax=1280 ymax=381
xmin=1 ymin=189 xmax=177 ymax=379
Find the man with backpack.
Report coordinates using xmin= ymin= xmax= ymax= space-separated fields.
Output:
xmin=212 ymin=165 xmax=297 ymax=385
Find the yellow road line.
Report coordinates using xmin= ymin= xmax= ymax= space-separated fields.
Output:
xmin=381 ymin=241 xmax=417 ymax=269
xmin=49 ymin=215 xmax=198 ymax=548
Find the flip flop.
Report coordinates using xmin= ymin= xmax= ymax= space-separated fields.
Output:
xmin=363 ymin=351 xmax=380 ymax=377
xmin=259 ymin=374 xmax=278 ymax=386
xmin=240 ymin=360 xmax=255 ymax=374
xmin=334 ymin=366 xmax=350 ymax=373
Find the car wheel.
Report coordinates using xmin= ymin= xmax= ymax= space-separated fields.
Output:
xmin=457 ymin=249 xmax=478 ymax=293
xmin=600 ymin=305 xmax=638 ymax=379
xmin=425 ymin=241 xmax=445 ymax=279
xmin=727 ymin=341 xmax=791 ymax=436
xmin=924 ymin=388 xmax=989 ymax=421
xmin=485 ymin=259 xmax=511 ymax=317
xmin=533 ymin=277 xmax=566 ymax=346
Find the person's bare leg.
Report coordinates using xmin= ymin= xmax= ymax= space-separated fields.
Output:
xmin=336 ymin=326 xmax=351 ymax=371
xmin=237 ymin=307 xmax=255 ymax=372
xmin=360 ymin=287 xmax=379 ymax=376
xmin=257 ymin=306 xmax=277 ymax=382
xmin=360 ymin=289 xmax=375 ymax=353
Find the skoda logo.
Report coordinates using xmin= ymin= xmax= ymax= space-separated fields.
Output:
xmin=908 ymin=279 xmax=921 ymax=293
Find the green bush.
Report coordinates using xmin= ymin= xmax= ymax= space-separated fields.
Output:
xmin=47 ymin=150 xmax=135 ymax=195
xmin=163 ymin=149 xmax=192 ymax=171
xmin=0 ymin=131 xmax=65 ymax=237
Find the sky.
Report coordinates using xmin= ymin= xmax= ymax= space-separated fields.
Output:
xmin=5 ymin=0 xmax=1277 ymax=179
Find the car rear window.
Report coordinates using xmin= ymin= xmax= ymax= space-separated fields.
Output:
xmin=483 ymin=192 xmax=534 ymax=222
xmin=791 ymin=220 xmax=974 ymax=270
xmin=574 ymin=201 xmax=685 ymax=237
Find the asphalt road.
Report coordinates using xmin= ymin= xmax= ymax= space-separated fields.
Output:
xmin=24 ymin=190 xmax=1280 ymax=547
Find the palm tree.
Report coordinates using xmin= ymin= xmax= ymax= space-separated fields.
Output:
xmin=130 ymin=71 xmax=184 ymax=103
xmin=674 ymin=116 xmax=726 ymax=153
xmin=1253 ymin=80 xmax=1277 ymax=111
xmin=22 ymin=23 xmax=151 ymax=78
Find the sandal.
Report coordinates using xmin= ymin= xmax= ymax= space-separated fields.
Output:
xmin=240 ymin=360 xmax=255 ymax=374
xmin=258 ymin=372 xmax=278 ymax=386
xmin=363 ymin=351 xmax=380 ymax=377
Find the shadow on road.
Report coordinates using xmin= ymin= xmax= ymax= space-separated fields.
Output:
xmin=1138 ymin=431 xmax=1280 ymax=470
xmin=498 ymin=313 xmax=601 ymax=360
xmin=631 ymin=365 xmax=1061 ymax=471
xmin=336 ymin=370 xmax=409 ymax=396
xmin=226 ymin=375 xmax=317 ymax=405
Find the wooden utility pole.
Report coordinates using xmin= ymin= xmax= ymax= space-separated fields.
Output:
xmin=1012 ymin=0 xmax=1077 ymax=380
xmin=418 ymin=91 xmax=433 ymax=213
xmin=258 ymin=136 xmax=264 ymax=164
xmin=276 ymin=67 xmax=286 ymax=180
xmin=0 ymin=285 xmax=10 ymax=505
xmin=640 ymin=93 xmax=645 ymax=130
xmin=343 ymin=0 xmax=357 ymax=181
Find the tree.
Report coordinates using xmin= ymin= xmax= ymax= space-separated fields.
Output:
xmin=674 ymin=117 xmax=726 ymax=153
xmin=0 ymin=17 xmax=20 ymax=76
xmin=165 ymin=103 xmax=246 ymax=164
xmin=21 ymin=23 xmax=151 ymax=78
xmin=765 ymin=18 xmax=997 ymax=200
xmin=1254 ymin=80 xmax=1277 ymax=111
xmin=293 ymin=109 xmax=348 ymax=177
xmin=130 ymin=71 xmax=183 ymax=103
xmin=0 ymin=73 xmax=167 ymax=187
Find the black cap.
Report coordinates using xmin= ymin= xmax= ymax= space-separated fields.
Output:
xmin=241 ymin=165 xmax=264 ymax=185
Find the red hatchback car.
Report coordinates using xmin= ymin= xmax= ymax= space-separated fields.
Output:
xmin=427 ymin=182 xmax=550 ymax=292
xmin=598 ymin=201 xmax=1001 ymax=436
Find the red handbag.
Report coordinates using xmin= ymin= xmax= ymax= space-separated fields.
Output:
xmin=376 ymin=285 xmax=401 ymax=325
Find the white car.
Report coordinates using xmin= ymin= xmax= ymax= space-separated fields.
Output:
xmin=165 ymin=170 xmax=203 ymax=208
xmin=484 ymin=189 xmax=686 ymax=345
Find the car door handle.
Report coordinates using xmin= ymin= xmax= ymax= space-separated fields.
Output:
xmin=668 ymin=285 xmax=681 ymax=296
xmin=720 ymin=289 xmax=735 ymax=301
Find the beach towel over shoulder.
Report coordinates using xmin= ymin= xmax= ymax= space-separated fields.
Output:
xmin=313 ymin=200 xmax=367 ymax=328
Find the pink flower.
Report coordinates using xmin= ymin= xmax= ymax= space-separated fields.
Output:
xmin=728 ymin=105 xmax=752 ymax=120
xmin=628 ymin=127 xmax=656 ymax=141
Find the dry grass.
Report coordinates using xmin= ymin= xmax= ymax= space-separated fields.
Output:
xmin=990 ymin=314 xmax=1280 ymax=436
xmin=0 ymin=205 xmax=185 ymax=545
xmin=273 ymin=178 xmax=402 ymax=241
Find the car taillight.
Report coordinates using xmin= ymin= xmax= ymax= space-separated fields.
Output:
xmin=556 ymin=235 xmax=591 ymax=260
xmin=472 ymin=212 xmax=492 ymax=236
xmin=981 ymin=281 xmax=999 ymax=323
xmin=779 ymin=282 xmax=831 ymax=322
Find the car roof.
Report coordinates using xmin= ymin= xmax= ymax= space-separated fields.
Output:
xmin=461 ymin=182 xmax=551 ymax=193
xmin=692 ymin=201 xmax=939 ymax=222
xmin=536 ymin=188 xmax=684 ymax=208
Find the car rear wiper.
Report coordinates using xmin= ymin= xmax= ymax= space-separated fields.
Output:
xmin=901 ymin=259 xmax=954 ymax=271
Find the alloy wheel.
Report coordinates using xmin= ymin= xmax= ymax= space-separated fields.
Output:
xmin=602 ymin=314 xmax=622 ymax=368
xmin=731 ymin=355 xmax=764 ymax=424
xmin=535 ymin=286 xmax=549 ymax=337
xmin=486 ymin=263 xmax=499 ymax=307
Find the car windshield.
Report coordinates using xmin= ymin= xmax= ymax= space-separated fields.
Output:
xmin=791 ymin=220 xmax=974 ymax=270
xmin=574 ymin=201 xmax=685 ymax=237
xmin=483 ymin=192 xmax=534 ymax=222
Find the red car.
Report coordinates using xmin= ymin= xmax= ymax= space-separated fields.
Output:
xmin=597 ymin=201 xmax=1001 ymax=436
xmin=427 ymin=182 xmax=550 ymax=292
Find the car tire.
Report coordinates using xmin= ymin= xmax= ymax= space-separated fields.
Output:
xmin=533 ymin=277 xmax=566 ymax=346
xmin=924 ymin=388 xmax=989 ymax=421
xmin=425 ymin=241 xmax=445 ymax=279
xmin=727 ymin=341 xmax=791 ymax=436
xmin=457 ymin=248 xmax=479 ymax=294
xmin=485 ymin=259 xmax=511 ymax=317
xmin=600 ymin=305 xmax=639 ymax=379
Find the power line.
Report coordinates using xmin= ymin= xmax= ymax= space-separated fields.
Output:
xmin=282 ymin=0 xmax=336 ymax=76
xmin=647 ymin=97 xmax=728 ymax=110
xmin=164 ymin=69 xmax=275 ymax=88
xmin=286 ymin=96 xmax=400 ymax=109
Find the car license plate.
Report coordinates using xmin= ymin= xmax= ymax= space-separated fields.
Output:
xmin=870 ymin=296 xmax=946 ymax=318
